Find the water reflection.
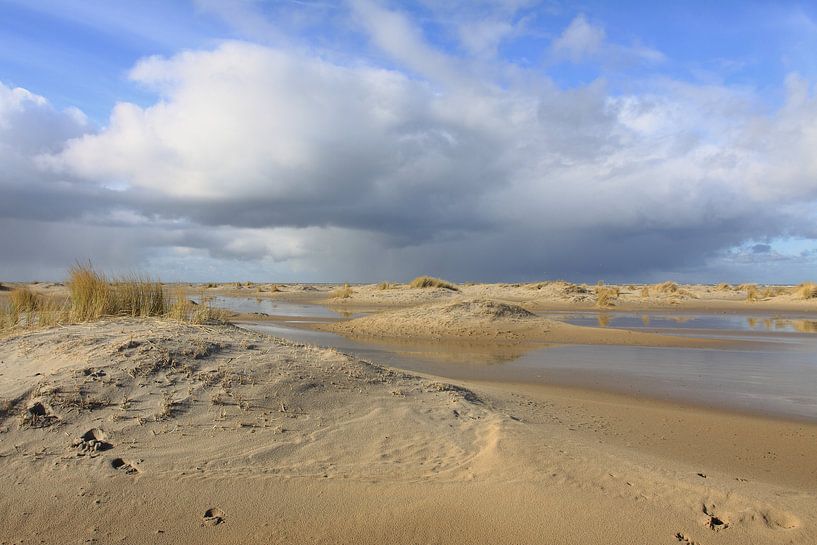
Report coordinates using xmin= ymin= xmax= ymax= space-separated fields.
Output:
xmin=193 ymin=295 xmax=346 ymax=318
xmin=212 ymin=296 xmax=817 ymax=420
xmin=747 ymin=317 xmax=757 ymax=328
xmin=244 ymin=322 xmax=544 ymax=365
xmin=541 ymin=311 xmax=817 ymax=333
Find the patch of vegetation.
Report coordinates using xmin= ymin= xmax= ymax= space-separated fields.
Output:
xmin=640 ymin=286 xmax=650 ymax=297
xmin=167 ymin=288 xmax=227 ymax=324
xmin=744 ymin=284 xmax=760 ymax=302
xmin=68 ymin=265 xmax=166 ymax=321
xmin=595 ymin=286 xmax=619 ymax=308
xmin=794 ymin=282 xmax=817 ymax=299
xmin=408 ymin=276 xmax=458 ymax=290
xmin=653 ymin=281 xmax=679 ymax=294
xmin=10 ymin=287 xmax=42 ymax=313
xmin=330 ymin=284 xmax=355 ymax=299
xmin=1 ymin=264 xmax=228 ymax=335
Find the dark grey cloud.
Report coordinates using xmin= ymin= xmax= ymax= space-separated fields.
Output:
xmin=2 ymin=5 xmax=817 ymax=282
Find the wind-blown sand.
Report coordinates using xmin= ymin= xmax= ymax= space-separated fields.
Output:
xmin=323 ymin=298 xmax=736 ymax=348
xmin=1 ymin=318 xmax=814 ymax=544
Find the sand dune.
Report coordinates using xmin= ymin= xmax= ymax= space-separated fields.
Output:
xmin=0 ymin=318 xmax=814 ymax=544
xmin=323 ymin=298 xmax=735 ymax=348
xmin=242 ymin=280 xmax=817 ymax=312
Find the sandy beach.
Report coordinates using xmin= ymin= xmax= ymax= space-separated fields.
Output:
xmin=1 ymin=288 xmax=816 ymax=544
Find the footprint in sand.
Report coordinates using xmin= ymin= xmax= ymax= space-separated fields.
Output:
xmin=203 ymin=508 xmax=226 ymax=526
xmin=72 ymin=428 xmax=113 ymax=454
xmin=111 ymin=458 xmax=140 ymax=475
xmin=23 ymin=402 xmax=58 ymax=428
xmin=675 ymin=532 xmax=697 ymax=544
xmin=702 ymin=504 xmax=728 ymax=531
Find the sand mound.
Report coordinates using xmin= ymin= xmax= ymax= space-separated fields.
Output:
xmin=326 ymin=299 xmax=541 ymax=341
xmin=434 ymin=299 xmax=536 ymax=320
xmin=324 ymin=298 xmax=728 ymax=348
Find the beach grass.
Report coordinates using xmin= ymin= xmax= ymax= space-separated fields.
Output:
xmin=409 ymin=276 xmax=458 ymax=290
xmin=0 ymin=265 xmax=225 ymax=335
xmin=330 ymin=284 xmax=355 ymax=299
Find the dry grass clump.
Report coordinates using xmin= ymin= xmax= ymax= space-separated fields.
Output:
xmin=653 ymin=281 xmax=679 ymax=294
xmin=0 ymin=299 xmax=15 ymax=331
xmin=68 ymin=265 xmax=114 ymax=321
xmin=167 ymin=288 xmax=193 ymax=321
xmin=640 ymin=286 xmax=650 ymax=297
xmin=1 ymin=289 xmax=68 ymax=332
xmin=793 ymin=282 xmax=817 ymax=299
xmin=409 ymin=276 xmax=458 ymax=290
xmin=761 ymin=286 xmax=788 ymax=298
xmin=377 ymin=282 xmax=397 ymax=290
xmin=1 ymin=265 xmax=228 ymax=335
xmin=330 ymin=284 xmax=355 ymax=299
xmin=114 ymin=276 xmax=166 ymax=317
xmin=68 ymin=266 xmax=166 ymax=321
xmin=190 ymin=301 xmax=227 ymax=324
xmin=742 ymin=284 xmax=786 ymax=302
xmin=167 ymin=288 xmax=226 ymax=324
xmin=595 ymin=286 xmax=619 ymax=308
xmin=715 ymin=283 xmax=732 ymax=291
xmin=563 ymin=283 xmax=589 ymax=295
xmin=10 ymin=287 xmax=42 ymax=313
xmin=37 ymin=297 xmax=69 ymax=327
xmin=744 ymin=284 xmax=760 ymax=302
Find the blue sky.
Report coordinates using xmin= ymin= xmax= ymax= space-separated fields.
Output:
xmin=1 ymin=0 xmax=817 ymax=282
xmin=4 ymin=0 xmax=816 ymax=118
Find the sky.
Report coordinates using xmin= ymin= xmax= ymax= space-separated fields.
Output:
xmin=1 ymin=0 xmax=817 ymax=283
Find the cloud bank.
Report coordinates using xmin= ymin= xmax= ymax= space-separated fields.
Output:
xmin=2 ymin=4 xmax=817 ymax=282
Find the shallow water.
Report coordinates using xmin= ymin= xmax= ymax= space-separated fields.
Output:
xmin=192 ymin=296 xmax=355 ymax=318
xmin=212 ymin=298 xmax=817 ymax=421
xmin=539 ymin=310 xmax=817 ymax=333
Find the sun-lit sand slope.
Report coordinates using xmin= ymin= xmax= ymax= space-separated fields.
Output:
xmin=0 ymin=319 xmax=814 ymax=544
xmin=323 ymin=298 xmax=735 ymax=348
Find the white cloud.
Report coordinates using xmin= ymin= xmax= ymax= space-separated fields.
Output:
xmin=3 ymin=4 xmax=817 ymax=282
xmin=551 ymin=14 xmax=605 ymax=62
xmin=551 ymin=14 xmax=665 ymax=66
xmin=28 ymin=37 xmax=817 ymax=281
